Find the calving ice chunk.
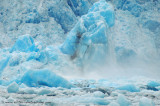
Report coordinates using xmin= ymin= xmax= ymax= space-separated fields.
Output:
xmin=60 ymin=0 xmax=115 ymax=69
xmin=21 ymin=69 xmax=74 ymax=88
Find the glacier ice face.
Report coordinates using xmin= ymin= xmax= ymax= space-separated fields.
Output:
xmin=0 ymin=0 xmax=160 ymax=105
xmin=10 ymin=34 xmax=39 ymax=53
xmin=47 ymin=0 xmax=77 ymax=32
xmin=0 ymin=0 xmax=98 ymax=48
xmin=0 ymin=0 xmax=159 ymax=74
xmin=110 ymin=0 xmax=160 ymax=67
xmin=0 ymin=0 xmax=160 ymax=92
xmin=59 ymin=0 xmax=160 ymax=72
xmin=67 ymin=0 xmax=98 ymax=16
xmin=114 ymin=0 xmax=143 ymax=17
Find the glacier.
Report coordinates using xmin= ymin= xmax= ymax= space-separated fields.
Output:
xmin=0 ymin=0 xmax=160 ymax=105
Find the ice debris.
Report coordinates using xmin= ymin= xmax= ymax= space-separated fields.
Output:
xmin=147 ymin=81 xmax=160 ymax=87
xmin=93 ymin=91 xmax=105 ymax=98
xmin=117 ymin=84 xmax=140 ymax=92
xmin=7 ymin=82 xmax=19 ymax=93
xmin=38 ymin=89 xmax=51 ymax=95
xmin=139 ymin=97 xmax=155 ymax=106
xmin=109 ymin=102 xmax=120 ymax=106
xmin=117 ymin=94 xmax=131 ymax=106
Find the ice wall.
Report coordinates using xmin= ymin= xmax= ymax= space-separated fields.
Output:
xmin=61 ymin=0 xmax=115 ymax=70
xmin=61 ymin=0 xmax=160 ymax=73
xmin=0 ymin=0 xmax=160 ymax=88
xmin=0 ymin=0 xmax=97 ymax=48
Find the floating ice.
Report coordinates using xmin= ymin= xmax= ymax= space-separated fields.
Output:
xmin=139 ymin=97 xmax=155 ymax=106
xmin=58 ymin=96 xmax=110 ymax=105
xmin=93 ymin=91 xmax=105 ymax=98
xmin=38 ymin=89 xmax=51 ymax=95
xmin=109 ymin=102 xmax=120 ymax=106
xmin=117 ymin=94 xmax=131 ymax=106
xmin=21 ymin=69 xmax=74 ymax=88
xmin=147 ymin=81 xmax=160 ymax=88
xmin=7 ymin=82 xmax=19 ymax=93
xmin=117 ymin=84 xmax=140 ymax=92
xmin=22 ymin=88 xmax=37 ymax=94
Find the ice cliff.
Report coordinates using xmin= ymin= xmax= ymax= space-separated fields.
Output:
xmin=0 ymin=0 xmax=160 ymax=87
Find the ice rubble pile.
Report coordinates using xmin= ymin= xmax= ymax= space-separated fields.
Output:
xmin=0 ymin=78 xmax=158 ymax=105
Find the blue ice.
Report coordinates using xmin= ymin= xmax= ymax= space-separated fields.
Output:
xmin=117 ymin=94 xmax=131 ymax=106
xmin=117 ymin=84 xmax=140 ymax=92
xmin=60 ymin=0 xmax=115 ymax=66
xmin=10 ymin=34 xmax=39 ymax=53
xmin=147 ymin=81 xmax=160 ymax=87
xmin=21 ymin=69 xmax=74 ymax=88
xmin=7 ymin=82 xmax=19 ymax=93
xmin=139 ymin=97 xmax=155 ymax=106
